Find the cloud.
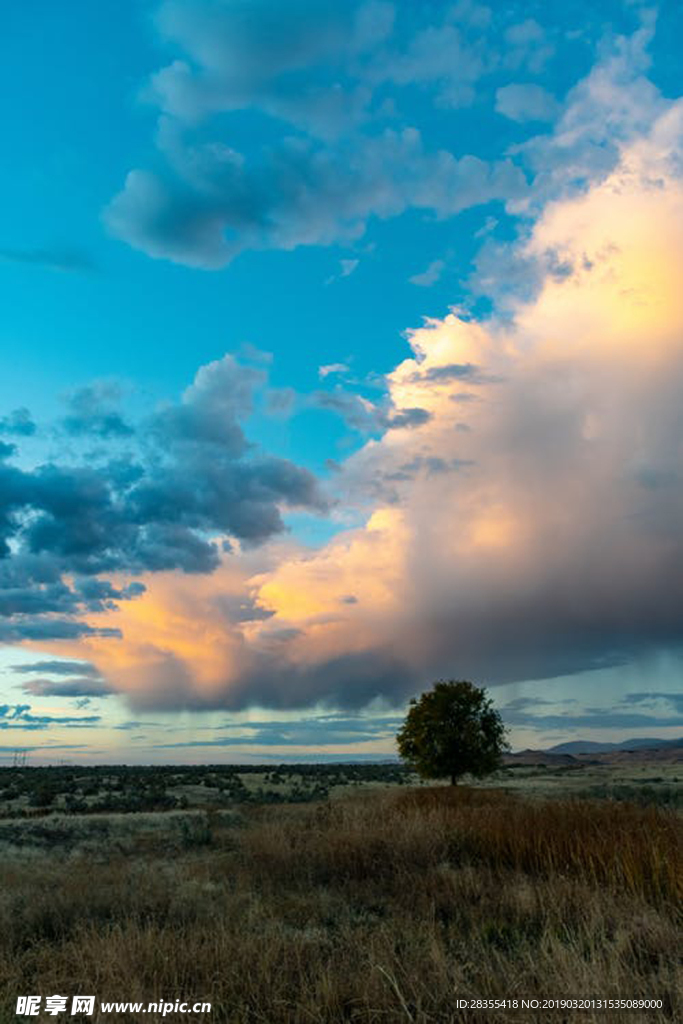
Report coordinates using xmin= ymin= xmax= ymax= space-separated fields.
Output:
xmin=622 ymin=692 xmax=683 ymax=713
xmin=20 ymin=677 xmax=116 ymax=698
xmin=106 ymin=128 xmax=527 ymax=268
xmin=9 ymin=19 xmax=683 ymax=724
xmin=339 ymin=258 xmax=359 ymax=278
xmin=502 ymin=19 xmax=554 ymax=74
xmin=313 ymin=388 xmax=431 ymax=433
xmin=0 ymin=703 xmax=101 ymax=729
xmin=0 ymin=619 xmax=122 ymax=642
xmin=495 ymin=84 xmax=559 ymax=122
xmin=325 ymin=258 xmax=358 ymax=286
xmin=508 ymin=13 xmax=663 ymax=214
xmin=501 ymin=709 xmax=683 ymax=730
xmin=70 ymin=83 xmax=683 ymax=714
xmin=0 ymin=354 xmax=327 ymax=645
xmin=408 ymin=362 xmax=499 ymax=385
xmin=319 ymin=363 xmax=350 ymax=379
xmin=62 ymin=382 xmax=134 ymax=438
xmin=410 ymin=260 xmax=445 ymax=288
xmin=103 ymin=0 xmax=534 ymax=267
xmin=153 ymin=712 xmax=403 ymax=748
xmin=325 ymin=258 xmax=359 ymax=285
xmin=367 ymin=18 xmax=485 ymax=108
xmin=0 ymin=247 xmax=95 ymax=274
xmin=149 ymin=0 xmax=392 ymax=123
xmin=0 ymin=409 xmax=36 ymax=436
xmin=265 ymin=387 xmax=296 ymax=418
xmin=210 ymin=593 xmax=275 ymax=623
xmin=11 ymin=659 xmax=101 ymax=676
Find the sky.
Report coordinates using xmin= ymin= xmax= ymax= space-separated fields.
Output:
xmin=1 ymin=0 xmax=682 ymax=764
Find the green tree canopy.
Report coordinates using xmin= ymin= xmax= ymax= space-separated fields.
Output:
xmin=396 ymin=680 xmax=508 ymax=785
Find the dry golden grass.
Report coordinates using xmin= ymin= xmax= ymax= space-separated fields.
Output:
xmin=0 ymin=787 xmax=680 ymax=1023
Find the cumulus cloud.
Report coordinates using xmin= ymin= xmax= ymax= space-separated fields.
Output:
xmin=106 ymin=127 xmax=526 ymax=268
xmin=56 ymin=79 xmax=683 ymax=714
xmin=0 ymin=354 xmax=326 ymax=648
xmin=8 ymin=18 xmax=683 ymax=724
xmin=508 ymin=13 xmax=663 ymax=212
xmin=103 ymin=0 xmax=535 ymax=267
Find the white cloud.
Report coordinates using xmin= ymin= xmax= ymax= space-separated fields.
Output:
xmin=409 ymin=259 xmax=445 ymax=287
xmin=495 ymin=84 xmax=559 ymax=122
xmin=318 ymin=363 xmax=351 ymax=378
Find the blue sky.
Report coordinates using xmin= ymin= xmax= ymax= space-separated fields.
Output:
xmin=0 ymin=0 xmax=682 ymax=763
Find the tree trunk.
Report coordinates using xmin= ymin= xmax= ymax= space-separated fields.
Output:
xmin=450 ymin=774 xmax=458 ymax=786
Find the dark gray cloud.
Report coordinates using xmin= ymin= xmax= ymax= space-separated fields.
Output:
xmin=0 ymin=703 xmax=102 ymax=729
xmin=125 ymin=647 xmax=416 ymax=713
xmin=20 ymin=677 xmax=116 ymax=699
xmin=153 ymin=712 xmax=404 ymax=748
xmin=387 ymin=407 xmax=432 ymax=429
xmin=11 ymin=659 xmax=101 ymax=676
xmin=0 ymin=619 xmax=122 ymax=642
xmin=0 ymin=354 xmax=327 ymax=642
xmin=211 ymin=593 xmax=275 ymax=623
xmin=409 ymin=362 xmax=502 ymax=385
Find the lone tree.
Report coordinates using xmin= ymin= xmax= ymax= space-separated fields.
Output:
xmin=397 ymin=680 xmax=508 ymax=786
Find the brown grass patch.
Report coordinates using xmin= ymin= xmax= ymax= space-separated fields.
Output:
xmin=0 ymin=788 xmax=680 ymax=1023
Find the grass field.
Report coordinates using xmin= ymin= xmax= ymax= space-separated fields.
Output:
xmin=0 ymin=770 xmax=680 ymax=1023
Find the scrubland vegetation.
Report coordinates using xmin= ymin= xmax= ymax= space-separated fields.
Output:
xmin=0 ymin=774 xmax=680 ymax=1023
xmin=0 ymin=763 xmax=410 ymax=816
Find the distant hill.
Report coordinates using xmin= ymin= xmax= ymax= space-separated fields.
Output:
xmin=502 ymin=750 xmax=579 ymax=767
xmin=548 ymin=737 xmax=683 ymax=755
xmin=504 ymin=737 xmax=682 ymax=767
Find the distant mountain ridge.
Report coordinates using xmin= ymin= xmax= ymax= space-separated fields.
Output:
xmin=547 ymin=737 xmax=683 ymax=755
xmin=504 ymin=736 xmax=683 ymax=767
